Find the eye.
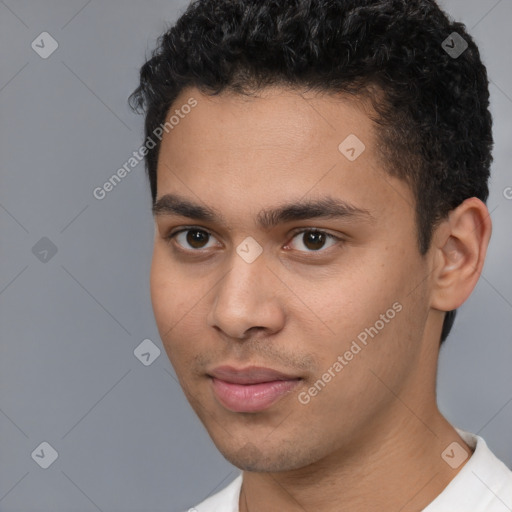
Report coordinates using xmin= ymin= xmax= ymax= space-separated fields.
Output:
xmin=164 ymin=227 xmax=342 ymax=254
xmin=286 ymin=229 xmax=341 ymax=252
xmin=167 ymin=228 xmax=219 ymax=251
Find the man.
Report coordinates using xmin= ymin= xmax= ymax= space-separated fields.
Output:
xmin=129 ymin=0 xmax=512 ymax=510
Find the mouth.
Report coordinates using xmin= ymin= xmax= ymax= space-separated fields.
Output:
xmin=207 ymin=365 xmax=303 ymax=413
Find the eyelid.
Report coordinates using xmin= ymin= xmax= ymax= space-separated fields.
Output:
xmin=165 ymin=226 xmax=222 ymax=250
xmin=164 ymin=226 xmax=343 ymax=253
xmin=285 ymin=228 xmax=342 ymax=252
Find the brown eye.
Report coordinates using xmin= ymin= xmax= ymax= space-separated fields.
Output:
xmin=186 ymin=229 xmax=210 ymax=249
xmin=172 ymin=229 xmax=217 ymax=250
xmin=302 ymin=231 xmax=326 ymax=250
xmin=288 ymin=230 xmax=339 ymax=252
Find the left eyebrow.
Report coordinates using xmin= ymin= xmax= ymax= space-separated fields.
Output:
xmin=152 ymin=193 xmax=374 ymax=229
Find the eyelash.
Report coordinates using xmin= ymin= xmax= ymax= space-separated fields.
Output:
xmin=163 ymin=227 xmax=343 ymax=255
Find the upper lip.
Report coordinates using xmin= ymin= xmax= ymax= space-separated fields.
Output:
xmin=208 ymin=365 xmax=302 ymax=384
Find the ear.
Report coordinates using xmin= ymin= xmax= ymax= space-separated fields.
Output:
xmin=430 ymin=197 xmax=492 ymax=312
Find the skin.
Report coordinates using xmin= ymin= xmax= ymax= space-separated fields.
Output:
xmin=150 ymin=85 xmax=492 ymax=511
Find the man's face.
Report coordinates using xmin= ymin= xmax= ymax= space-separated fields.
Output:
xmin=151 ymin=86 xmax=435 ymax=472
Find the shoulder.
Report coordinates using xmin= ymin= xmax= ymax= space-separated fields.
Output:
xmin=188 ymin=473 xmax=243 ymax=512
xmin=423 ymin=429 xmax=512 ymax=512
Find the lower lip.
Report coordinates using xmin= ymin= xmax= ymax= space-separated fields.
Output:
xmin=210 ymin=377 xmax=301 ymax=413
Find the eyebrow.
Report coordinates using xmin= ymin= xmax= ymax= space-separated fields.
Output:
xmin=152 ymin=193 xmax=373 ymax=229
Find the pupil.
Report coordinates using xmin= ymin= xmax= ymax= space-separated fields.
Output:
xmin=187 ymin=230 xmax=208 ymax=248
xmin=305 ymin=231 xmax=325 ymax=250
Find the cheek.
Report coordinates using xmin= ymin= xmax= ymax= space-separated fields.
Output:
xmin=297 ymin=247 xmax=424 ymax=368
xmin=150 ymin=251 xmax=175 ymax=332
xmin=149 ymin=247 xmax=211 ymax=371
xmin=290 ymin=258 xmax=395 ymax=345
xmin=149 ymin=248 xmax=192 ymax=348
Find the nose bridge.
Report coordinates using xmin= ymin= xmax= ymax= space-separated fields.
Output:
xmin=208 ymin=245 xmax=283 ymax=338
xmin=218 ymin=246 xmax=269 ymax=310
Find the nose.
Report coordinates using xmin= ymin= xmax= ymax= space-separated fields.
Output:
xmin=206 ymin=250 xmax=285 ymax=340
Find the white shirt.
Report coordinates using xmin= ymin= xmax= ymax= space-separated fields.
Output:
xmin=188 ymin=430 xmax=512 ymax=511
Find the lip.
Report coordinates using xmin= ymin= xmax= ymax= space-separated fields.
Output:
xmin=209 ymin=365 xmax=301 ymax=384
xmin=208 ymin=365 xmax=302 ymax=413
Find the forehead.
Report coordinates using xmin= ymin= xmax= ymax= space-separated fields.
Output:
xmin=161 ymin=85 xmax=375 ymax=156
xmin=155 ymin=85 xmax=414 ymax=225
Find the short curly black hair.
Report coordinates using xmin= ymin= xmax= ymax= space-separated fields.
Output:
xmin=129 ymin=0 xmax=493 ymax=344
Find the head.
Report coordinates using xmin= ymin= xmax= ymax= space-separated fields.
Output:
xmin=130 ymin=0 xmax=492 ymax=472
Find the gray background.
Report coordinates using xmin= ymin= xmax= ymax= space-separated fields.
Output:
xmin=0 ymin=1 xmax=511 ymax=510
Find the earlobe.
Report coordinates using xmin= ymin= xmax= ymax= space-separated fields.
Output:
xmin=430 ymin=197 xmax=492 ymax=312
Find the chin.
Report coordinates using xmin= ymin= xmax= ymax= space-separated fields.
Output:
xmin=218 ymin=439 xmax=316 ymax=473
